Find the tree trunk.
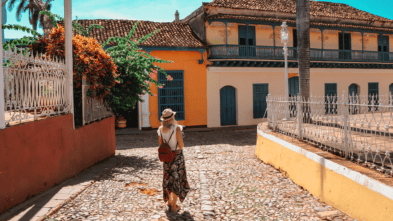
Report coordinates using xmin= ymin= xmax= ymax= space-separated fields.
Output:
xmin=42 ymin=14 xmax=53 ymax=38
xmin=296 ymin=0 xmax=311 ymax=123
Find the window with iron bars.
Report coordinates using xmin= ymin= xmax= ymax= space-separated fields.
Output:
xmin=158 ymin=71 xmax=185 ymax=121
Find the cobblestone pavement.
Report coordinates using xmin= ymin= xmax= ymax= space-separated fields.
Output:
xmin=48 ymin=129 xmax=354 ymax=221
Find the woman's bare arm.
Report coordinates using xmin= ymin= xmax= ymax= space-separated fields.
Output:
xmin=176 ymin=126 xmax=184 ymax=150
xmin=158 ymin=136 xmax=162 ymax=146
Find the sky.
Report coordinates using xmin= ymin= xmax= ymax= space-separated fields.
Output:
xmin=3 ymin=0 xmax=393 ymax=39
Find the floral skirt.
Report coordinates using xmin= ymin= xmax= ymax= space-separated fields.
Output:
xmin=162 ymin=150 xmax=190 ymax=203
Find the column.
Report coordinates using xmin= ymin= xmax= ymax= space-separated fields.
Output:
xmin=321 ymin=29 xmax=324 ymax=60
xmin=0 ymin=3 xmax=4 ymax=129
xmin=361 ymin=32 xmax=364 ymax=61
xmin=141 ymin=92 xmax=151 ymax=129
xmin=342 ymin=30 xmax=345 ymax=60
xmin=225 ymin=22 xmax=228 ymax=56
xmin=64 ymin=0 xmax=74 ymax=129
xmin=273 ymin=25 xmax=276 ymax=58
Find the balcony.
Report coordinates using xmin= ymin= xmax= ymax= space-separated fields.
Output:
xmin=209 ymin=45 xmax=393 ymax=63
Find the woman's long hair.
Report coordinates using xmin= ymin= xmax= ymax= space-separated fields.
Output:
xmin=161 ymin=118 xmax=178 ymax=133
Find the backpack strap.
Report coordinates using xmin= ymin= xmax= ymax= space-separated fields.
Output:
xmin=160 ymin=127 xmax=175 ymax=144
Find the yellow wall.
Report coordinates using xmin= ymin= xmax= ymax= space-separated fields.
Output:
xmin=323 ymin=30 xmax=339 ymax=50
xmin=227 ymin=22 xmax=238 ymax=45
xmin=364 ymin=33 xmax=378 ymax=51
xmin=310 ymin=29 xmax=322 ymax=49
xmin=147 ymin=50 xmax=207 ymax=129
xmin=206 ymin=21 xmax=226 ymax=45
xmin=351 ymin=32 xmax=363 ymax=51
xmin=256 ymin=25 xmax=273 ymax=46
xmin=255 ymin=132 xmax=393 ymax=221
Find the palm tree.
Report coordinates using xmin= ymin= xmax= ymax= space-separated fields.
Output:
xmin=296 ymin=0 xmax=311 ymax=122
xmin=7 ymin=0 xmax=53 ymax=37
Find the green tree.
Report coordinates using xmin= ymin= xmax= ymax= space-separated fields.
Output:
xmin=7 ymin=0 xmax=54 ymax=37
xmin=102 ymin=21 xmax=173 ymax=116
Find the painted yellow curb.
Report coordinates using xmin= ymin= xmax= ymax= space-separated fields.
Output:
xmin=256 ymin=128 xmax=393 ymax=221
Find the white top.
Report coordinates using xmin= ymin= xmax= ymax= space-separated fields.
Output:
xmin=157 ymin=125 xmax=183 ymax=151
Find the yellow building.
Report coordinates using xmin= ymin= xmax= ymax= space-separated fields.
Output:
xmin=182 ymin=0 xmax=393 ymax=128
xmin=71 ymin=19 xmax=207 ymax=130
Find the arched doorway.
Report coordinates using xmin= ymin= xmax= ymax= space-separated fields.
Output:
xmin=389 ymin=83 xmax=393 ymax=96
xmin=220 ymin=86 xmax=236 ymax=126
xmin=348 ymin=84 xmax=358 ymax=97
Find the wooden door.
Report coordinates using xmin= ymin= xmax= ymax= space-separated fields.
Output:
xmin=339 ymin=33 xmax=351 ymax=60
xmin=289 ymin=77 xmax=299 ymax=97
xmin=220 ymin=86 xmax=236 ymax=126
xmin=378 ymin=35 xmax=389 ymax=61
xmin=253 ymin=84 xmax=268 ymax=118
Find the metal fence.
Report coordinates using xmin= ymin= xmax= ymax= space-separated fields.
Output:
xmin=81 ymin=77 xmax=113 ymax=125
xmin=267 ymin=92 xmax=393 ymax=176
xmin=3 ymin=47 xmax=70 ymax=127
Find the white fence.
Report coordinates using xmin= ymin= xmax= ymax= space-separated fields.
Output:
xmin=1 ymin=47 xmax=113 ymax=128
xmin=267 ymin=92 xmax=393 ymax=176
xmin=81 ymin=77 xmax=113 ymax=125
xmin=2 ymin=47 xmax=70 ymax=127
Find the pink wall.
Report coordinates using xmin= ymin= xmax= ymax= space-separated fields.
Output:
xmin=0 ymin=114 xmax=116 ymax=213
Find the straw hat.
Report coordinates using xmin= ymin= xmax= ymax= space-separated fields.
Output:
xmin=160 ymin=108 xmax=176 ymax=121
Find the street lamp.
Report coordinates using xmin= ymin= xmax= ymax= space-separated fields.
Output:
xmin=281 ymin=21 xmax=290 ymax=120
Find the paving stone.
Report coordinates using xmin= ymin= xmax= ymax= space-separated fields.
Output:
xmin=45 ymin=130 xmax=354 ymax=221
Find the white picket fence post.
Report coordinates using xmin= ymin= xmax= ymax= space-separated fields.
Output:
xmin=64 ymin=0 xmax=74 ymax=129
xmin=0 ymin=4 xmax=4 ymax=130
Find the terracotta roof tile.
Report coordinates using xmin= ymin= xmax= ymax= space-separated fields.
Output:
xmin=206 ymin=0 xmax=393 ymax=23
xmin=208 ymin=14 xmax=393 ymax=32
xmin=57 ymin=19 xmax=204 ymax=48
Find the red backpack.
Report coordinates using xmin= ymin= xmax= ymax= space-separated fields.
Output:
xmin=158 ymin=129 xmax=178 ymax=163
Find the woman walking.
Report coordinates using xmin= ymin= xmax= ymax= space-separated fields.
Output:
xmin=157 ymin=108 xmax=190 ymax=213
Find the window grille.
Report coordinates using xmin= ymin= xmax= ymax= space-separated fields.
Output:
xmin=158 ymin=71 xmax=185 ymax=121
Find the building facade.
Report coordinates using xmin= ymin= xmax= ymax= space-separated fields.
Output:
xmin=67 ymin=19 xmax=207 ymax=130
xmin=182 ymin=0 xmax=393 ymax=128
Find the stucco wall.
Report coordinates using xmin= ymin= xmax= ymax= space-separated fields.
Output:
xmin=206 ymin=21 xmax=226 ymax=45
xmin=227 ymin=22 xmax=238 ymax=45
xmin=207 ymin=67 xmax=393 ymax=128
xmin=310 ymin=29 xmax=322 ymax=49
xmin=207 ymin=67 xmax=287 ymax=128
xmin=390 ymin=35 xmax=393 ymax=52
xmin=323 ymin=30 xmax=339 ymax=50
xmin=255 ymin=25 xmax=273 ymax=46
xmin=351 ymin=32 xmax=363 ymax=51
xmin=364 ymin=33 xmax=378 ymax=51
xmin=0 ymin=114 xmax=116 ymax=214
xmin=148 ymin=50 xmax=207 ymax=129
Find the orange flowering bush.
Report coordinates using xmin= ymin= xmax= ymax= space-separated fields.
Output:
xmin=30 ymin=25 xmax=118 ymax=125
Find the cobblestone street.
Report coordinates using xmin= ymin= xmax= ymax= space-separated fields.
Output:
xmin=49 ymin=129 xmax=354 ymax=221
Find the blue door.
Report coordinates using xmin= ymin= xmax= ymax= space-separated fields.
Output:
xmin=378 ymin=35 xmax=389 ymax=61
xmin=220 ymin=86 xmax=236 ymax=126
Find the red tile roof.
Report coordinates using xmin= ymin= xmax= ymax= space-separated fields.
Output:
xmin=205 ymin=0 xmax=393 ymax=23
xmin=58 ymin=19 xmax=205 ymax=48
xmin=207 ymin=14 xmax=393 ymax=32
